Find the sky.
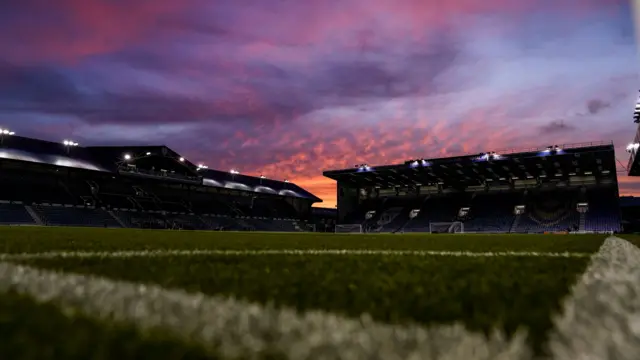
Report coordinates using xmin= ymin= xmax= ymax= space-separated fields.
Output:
xmin=0 ymin=0 xmax=638 ymax=208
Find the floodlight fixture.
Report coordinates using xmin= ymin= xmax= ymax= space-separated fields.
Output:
xmin=146 ymin=152 xmax=151 ymax=155
xmin=284 ymin=179 xmax=289 ymax=183
xmin=179 ymin=157 xmax=185 ymax=162
xmin=197 ymin=164 xmax=208 ymax=170
xmin=230 ymin=169 xmax=240 ymax=174
xmin=260 ymin=175 xmax=266 ymax=179
xmin=0 ymin=127 xmax=14 ymax=146
xmin=0 ymin=128 xmax=15 ymax=136
xmin=123 ymin=154 xmax=132 ymax=160
xmin=406 ymin=158 xmax=430 ymax=167
xmin=627 ymin=143 xmax=640 ymax=153
xmin=63 ymin=140 xmax=79 ymax=146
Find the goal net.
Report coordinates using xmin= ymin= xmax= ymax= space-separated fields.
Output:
xmin=335 ymin=224 xmax=363 ymax=233
xmin=429 ymin=221 xmax=464 ymax=234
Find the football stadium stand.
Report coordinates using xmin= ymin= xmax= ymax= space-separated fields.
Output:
xmin=0 ymin=131 xmax=628 ymax=235
xmin=0 ymin=133 xmax=322 ymax=231
xmin=324 ymin=141 xmax=622 ymax=234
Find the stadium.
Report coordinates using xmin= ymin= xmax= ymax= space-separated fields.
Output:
xmin=1 ymin=97 xmax=640 ymax=359
xmin=0 ymin=132 xmax=627 ymax=234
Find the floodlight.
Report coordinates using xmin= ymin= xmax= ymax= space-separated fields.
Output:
xmin=260 ymin=175 xmax=266 ymax=179
xmin=8 ymin=132 xmax=14 ymax=135
xmin=284 ymin=179 xmax=289 ymax=183
xmin=627 ymin=143 xmax=640 ymax=152
xmin=146 ymin=152 xmax=151 ymax=155
xmin=179 ymin=157 xmax=185 ymax=162
xmin=123 ymin=154 xmax=132 ymax=160
xmin=2 ymin=129 xmax=8 ymax=135
xmin=230 ymin=169 xmax=239 ymax=174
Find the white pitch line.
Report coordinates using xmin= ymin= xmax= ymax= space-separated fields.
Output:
xmin=0 ymin=261 xmax=532 ymax=360
xmin=0 ymin=249 xmax=592 ymax=260
xmin=548 ymin=236 xmax=640 ymax=360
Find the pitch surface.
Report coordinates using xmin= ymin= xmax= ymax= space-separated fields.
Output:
xmin=0 ymin=227 xmax=636 ymax=359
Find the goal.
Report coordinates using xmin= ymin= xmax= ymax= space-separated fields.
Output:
xmin=334 ymin=224 xmax=363 ymax=233
xmin=429 ymin=221 xmax=464 ymax=234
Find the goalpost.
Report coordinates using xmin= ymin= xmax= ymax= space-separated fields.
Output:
xmin=334 ymin=224 xmax=363 ymax=233
xmin=429 ymin=221 xmax=464 ymax=234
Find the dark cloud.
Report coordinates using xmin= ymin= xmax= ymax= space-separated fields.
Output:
xmin=314 ymin=61 xmax=400 ymax=98
xmin=586 ymin=99 xmax=610 ymax=114
xmin=0 ymin=59 xmax=317 ymax=127
xmin=538 ymin=120 xmax=575 ymax=134
xmin=313 ymin=41 xmax=462 ymax=100
xmin=0 ymin=62 xmax=81 ymax=104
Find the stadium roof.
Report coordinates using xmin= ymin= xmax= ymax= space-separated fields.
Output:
xmin=619 ymin=196 xmax=640 ymax=207
xmin=323 ymin=141 xmax=616 ymax=189
xmin=0 ymin=135 xmax=110 ymax=171
xmin=0 ymin=134 xmax=321 ymax=202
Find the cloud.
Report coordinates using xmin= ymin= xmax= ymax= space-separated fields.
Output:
xmin=586 ymin=99 xmax=611 ymax=114
xmin=538 ymin=120 xmax=576 ymax=134
xmin=0 ymin=0 xmax=637 ymax=209
xmin=0 ymin=62 xmax=81 ymax=104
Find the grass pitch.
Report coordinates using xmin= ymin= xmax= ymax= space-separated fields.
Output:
xmin=0 ymin=226 xmax=604 ymax=253
xmin=0 ymin=227 xmax=610 ymax=359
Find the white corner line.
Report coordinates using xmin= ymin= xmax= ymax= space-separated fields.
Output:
xmin=0 ymin=249 xmax=592 ymax=260
xmin=548 ymin=236 xmax=640 ymax=360
xmin=0 ymin=260 xmax=532 ymax=360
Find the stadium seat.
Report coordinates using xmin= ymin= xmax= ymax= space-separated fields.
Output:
xmin=584 ymin=187 xmax=621 ymax=233
xmin=0 ymin=203 xmax=36 ymax=225
xmin=462 ymin=192 xmax=518 ymax=233
xmin=514 ymin=190 xmax=579 ymax=233
xmin=34 ymin=205 xmax=122 ymax=228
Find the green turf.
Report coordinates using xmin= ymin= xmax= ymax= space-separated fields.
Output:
xmin=0 ymin=226 xmax=605 ymax=253
xmin=618 ymin=234 xmax=640 ymax=248
xmin=0 ymin=227 xmax=608 ymax=356
xmin=17 ymin=253 xmax=590 ymax=354
xmin=0 ymin=291 xmax=215 ymax=360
